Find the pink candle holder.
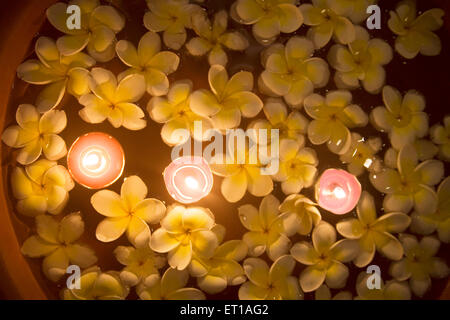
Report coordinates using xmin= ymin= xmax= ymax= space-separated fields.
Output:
xmin=67 ymin=132 xmax=125 ymax=189
xmin=315 ymin=169 xmax=362 ymax=215
xmin=164 ymin=156 xmax=213 ymax=204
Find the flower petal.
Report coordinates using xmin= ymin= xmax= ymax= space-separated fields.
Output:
xmin=91 ymin=190 xmax=127 ymax=217
xmin=96 ymin=217 xmax=130 ymax=242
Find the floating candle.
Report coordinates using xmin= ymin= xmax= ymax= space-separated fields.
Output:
xmin=316 ymin=169 xmax=361 ymax=215
xmin=67 ymin=132 xmax=125 ymax=189
xmin=164 ymin=156 xmax=213 ymax=204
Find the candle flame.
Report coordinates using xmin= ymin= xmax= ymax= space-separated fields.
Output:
xmin=185 ymin=176 xmax=199 ymax=190
xmin=333 ymin=186 xmax=346 ymax=199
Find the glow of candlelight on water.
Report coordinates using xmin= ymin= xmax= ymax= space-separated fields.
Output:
xmin=316 ymin=169 xmax=362 ymax=215
xmin=164 ymin=156 xmax=213 ymax=204
xmin=67 ymin=132 xmax=124 ymax=189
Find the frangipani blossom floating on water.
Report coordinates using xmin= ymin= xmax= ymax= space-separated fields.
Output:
xmin=279 ymin=194 xmax=321 ymax=236
xmin=2 ymin=105 xmax=67 ymax=165
xmin=190 ymin=235 xmax=248 ymax=294
xmin=186 ymin=10 xmax=249 ymax=66
xmin=304 ymin=90 xmax=368 ymax=155
xmin=258 ymin=37 xmax=329 ymax=108
xmin=384 ymin=139 xmax=438 ymax=169
xmin=371 ymin=86 xmax=429 ymax=150
xmin=238 ymin=255 xmax=303 ymax=300
xmin=238 ymin=195 xmax=290 ymax=261
xmin=430 ymin=116 xmax=450 ymax=162
xmin=354 ymin=272 xmax=411 ymax=300
xmin=143 ymin=0 xmax=202 ymax=50
xmin=12 ymin=159 xmax=74 ymax=217
xmin=388 ymin=0 xmax=444 ymax=59
xmin=63 ymin=266 xmax=129 ymax=300
xmin=272 ymin=139 xmax=318 ymax=195
xmin=150 ymin=205 xmax=218 ymax=270
xmin=46 ymin=0 xmax=125 ymax=61
xmin=290 ymin=221 xmax=359 ymax=292
xmin=21 ymin=212 xmax=97 ymax=282
xmin=337 ymin=191 xmax=411 ymax=267
xmin=79 ymin=68 xmax=147 ymax=130
xmin=231 ymin=0 xmax=303 ymax=45
xmin=116 ymin=31 xmax=180 ymax=96
xmin=411 ymin=177 xmax=450 ymax=243
xmin=17 ymin=37 xmax=95 ymax=113
xmin=247 ymin=98 xmax=309 ymax=147
xmin=210 ymin=149 xmax=274 ymax=203
xmin=91 ymin=176 xmax=166 ymax=246
xmin=137 ymin=267 xmax=205 ymax=300
xmin=147 ymin=80 xmax=213 ymax=146
xmin=339 ymin=133 xmax=382 ymax=176
xmin=190 ymin=64 xmax=263 ymax=130
xmin=114 ymin=244 xmax=166 ymax=287
xmin=370 ymin=144 xmax=444 ymax=215
xmin=299 ymin=0 xmax=356 ymax=49
xmin=328 ymin=26 xmax=393 ymax=94
xmin=389 ymin=234 xmax=449 ymax=297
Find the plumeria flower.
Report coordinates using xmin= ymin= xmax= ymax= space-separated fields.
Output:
xmin=209 ymin=148 xmax=274 ymax=203
xmin=384 ymin=139 xmax=438 ymax=169
xmin=370 ymin=86 xmax=428 ymax=150
xmin=290 ymin=221 xmax=359 ymax=292
xmin=189 ymin=237 xmax=248 ymax=294
xmin=150 ymin=205 xmax=218 ymax=270
xmin=411 ymin=177 xmax=450 ymax=243
xmin=2 ymin=105 xmax=67 ymax=165
xmin=354 ymin=272 xmax=411 ymax=300
xmin=232 ymin=0 xmax=303 ymax=45
xmin=63 ymin=266 xmax=129 ymax=300
xmin=143 ymin=0 xmax=202 ymax=50
xmin=238 ymin=255 xmax=303 ymax=300
xmin=339 ymin=133 xmax=382 ymax=176
xmin=190 ymin=64 xmax=263 ymax=130
xmin=47 ymin=0 xmax=125 ymax=61
xmin=115 ymin=31 xmax=180 ymax=96
xmin=299 ymin=0 xmax=356 ymax=49
xmin=247 ymin=98 xmax=309 ymax=147
xmin=238 ymin=195 xmax=290 ymax=261
xmin=337 ymin=191 xmax=411 ymax=267
xmin=11 ymin=159 xmax=74 ymax=217
xmin=304 ymin=90 xmax=368 ymax=155
xmin=388 ymin=0 xmax=444 ymax=59
xmin=21 ymin=212 xmax=97 ymax=282
xmin=430 ymin=116 xmax=450 ymax=161
xmin=147 ymin=80 xmax=213 ymax=146
xmin=186 ymin=10 xmax=249 ymax=66
xmin=79 ymin=68 xmax=147 ymax=130
xmin=328 ymin=26 xmax=393 ymax=94
xmin=279 ymin=194 xmax=321 ymax=236
xmin=272 ymin=140 xmax=318 ymax=195
xmin=91 ymin=176 xmax=166 ymax=246
xmin=258 ymin=37 xmax=329 ymax=108
xmin=334 ymin=0 xmax=377 ymax=24
xmin=114 ymin=245 xmax=166 ymax=287
xmin=370 ymin=144 xmax=444 ymax=215
xmin=314 ymin=284 xmax=352 ymax=300
xmin=390 ymin=234 xmax=449 ymax=297
xmin=16 ymin=37 xmax=95 ymax=113
xmin=137 ymin=267 xmax=205 ymax=300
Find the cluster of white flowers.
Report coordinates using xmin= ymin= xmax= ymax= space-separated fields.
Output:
xmin=1 ymin=0 xmax=448 ymax=300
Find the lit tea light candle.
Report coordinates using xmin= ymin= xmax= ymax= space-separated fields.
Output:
xmin=164 ymin=156 xmax=213 ymax=204
xmin=67 ymin=132 xmax=125 ymax=189
xmin=315 ymin=169 xmax=361 ymax=215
